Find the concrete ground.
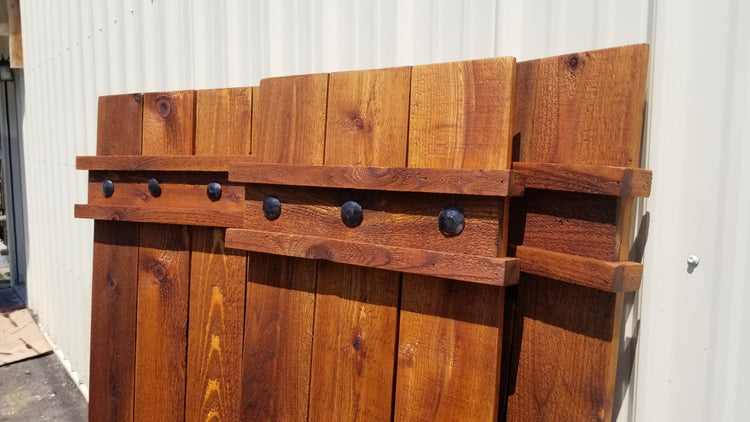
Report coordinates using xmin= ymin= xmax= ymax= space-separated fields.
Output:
xmin=0 ymin=353 xmax=87 ymax=421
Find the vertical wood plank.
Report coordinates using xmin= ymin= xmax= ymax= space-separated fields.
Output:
xmin=308 ymin=67 xmax=411 ymax=421
xmin=88 ymin=93 xmax=143 ymax=422
xmin=96 ymin=94 xmax=143 ymax=156
xmin=254 ymin=74 xmax=329 ymax=165
xmin=185 ymin=227 xmax=247 ymax=421
xmin=394 ymin=57 xmax=516 ymax=421
xmin=134 ymin=90 xmax=195 ymax=421
xmin=7 ymin=0 xmax=22 ymax=68
xmin=505 ymin=44 xmax=649 ymax=422
xmin=241 ymin=73 xmax=328 ymax=421
xmin=142 ymin=91 xmax=196 ymax=155
xmin=185 ymin=87 xmax=252 ymax=420
xmin=195 ymin=88 xmax=253 ymax=155
xmin=251 ymin=86 xmax=260 ymax=153
xmin=134 ymin=224 xmax=191 ymax=421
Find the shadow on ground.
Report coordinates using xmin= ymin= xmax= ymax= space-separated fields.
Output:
xmin=0 ymin=354 xmax=87 ymax=421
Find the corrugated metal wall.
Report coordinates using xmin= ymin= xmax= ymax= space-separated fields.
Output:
xmin=17 ymin=0 xmax=750 ymax=420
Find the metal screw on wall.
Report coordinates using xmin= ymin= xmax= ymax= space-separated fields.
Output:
xmin=263 ymin=196 xmax=282 ymax=220
xmin=101 ymin=179 xmax=114 ymax=197
xmin=148 ymin=178 xmax=161 ymax=197
xmin=341 ymin=201 xmax=363 ymax=228
xmin=438 ymin=207 xmax=465 ymax=237
xmin=207 ymin=182 xmax=222 ymax=201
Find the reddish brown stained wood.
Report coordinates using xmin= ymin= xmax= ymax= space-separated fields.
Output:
xmin=254 ymin=74 xmax=329 ymax=165
xmin=195 ymin=88 xmax=253 ymax=155
xmin=96 ymin=94 xmax=143 ymax=156
xmin=185 ymin=227 xmax=247 ymax=421
xmin=230 ymin=163 xmax=522 ymax=196
xmin=512 ymin=162 xmax=652 ymax=197
xmin=243 ymin=185 xmax=502 ymax=256
xmin=133 ymin=224 xmax=191 ymax=422
xmin=511 ymin=245 xmax=642 ymax=292
xmin=308 ymin=67 xmax=411 ymax=421
xmin=308 ymin=263 xmax=400 ymax=421
xmin=324 ymin=67 xmax=412 ymax=167
xmin=88 ymin=221 xmax=139 ymax=422
xmin=7 ymin=0 xmax=23 ymax=68
xmin=408 ymin=57 xmax=516 ymax=170
xmin=506 ymin=44 xmax=650 ymax=422
xmin=75 ymin=204 xmax=243 ymax=228
xmin=395 ymin=57 xmax=516 ymax=421
xmin=88 ymin=93 xmax=143 ymax=422
xmin=240 ymin=74 xmax=327 ymax=421
xmin=396 ymin=276 xmax=505 ymax=421
xmin=77 ymin=155 xmax=257 ymax=171
xmin=251 ymin=86 xmax=260 ymax=152
xmin=226 ymin=229 xmax=519 ymax=287
xmin=142 ymin=91 xmax=196 ymax=155
xmin=241 ymin=253 xmax=317 ymax=421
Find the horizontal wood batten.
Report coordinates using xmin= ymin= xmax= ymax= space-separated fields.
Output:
xmin=77 ymin=155 xmax=257 ymax=171
xmin=226 ymin=228 xmax=520 ymax=286
xmin=510 ymin=245 xmax=642 ymax=292
xmin=74 ymin=204 xmax=244 ymax=227
xmin=512 ymin=162 xmax=652 ymax=197
xmin=229 ymin=163 xmax=524 ymax=196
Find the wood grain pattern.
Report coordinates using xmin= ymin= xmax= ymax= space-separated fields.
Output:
xmin=512 ymin=162 xmax=652 ymax=197
xmin=185 ymin=91 xmax=250 ymax=421
xmin=308 ymin=263 xmax=400 ymax=421
xmin=254 ymin=74 xmax=329 ymax=165
xmin=230 ymin=163 xmax=521 ymax=196
xmin=240 ymin=74 xmax=327 ymax=421
xmin=308 ymin=67 xmax=409 ymax=421
xmin=185 ymin=227 xmax=247 ymax=421
xmin=396 ymin=276 xmax=505 ymax=421
xmin=134 ymin=90 xmax=195 ymax=421
xmin=96 ymin=94 xmax=143 ymax=156
xmin=511 ymin=245 xmax=642 ymax=292
xmin=88 ymin=221 xmax=139 ymax=422
xmin=75 ymin=204 xmax=243 ymax=227
xmin=195 ymin=88 xmax=253 ymax=155
xmin=394 ymin=57 xmax=516 ymax=421
xmin=241 ymin=253 xmax=317 ymax=421
xmin=408 ymin=57 xmax=516 ymax=170
xmin=142 ymin=91 xmax=196 ymax=155
xmin=226 ymin=229 xmax=519 ymax=287
xmin=251 ymin=86 xmax=260 ymax=152
xmin=505 ymin=44 xmax=649 ymax=422
xmin=133 ymin=225 xmax=191 ymax=421
xmin=7 ymin=0 xmax=22 ymax=68
xmin=324 ymin=67 xmax=411 ymax=167
xmin=88 ymin=94 xmax=143 ymax=422
xmin=77 ymin=155 xmax=257 ymax=171
xmin=243 ymin=185 xmax=502 ymax=256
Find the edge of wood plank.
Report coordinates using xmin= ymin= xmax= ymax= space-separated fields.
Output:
xmin=510 ymin=245 xmax=642 ymax=292
xmin=229 ymin=162 xmax=524 ymax=196
xmin=76 ymin=155 xmax=257 ymax=171
xmin=512 ymin=162 xmax=652 ymax=197
xmin=226 ymin=228 xmax=520 ymax=286
xmin=74 ymin=204 xmax=243 ymax=228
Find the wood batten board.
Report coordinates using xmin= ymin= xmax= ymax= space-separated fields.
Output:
xmin=88 ymin=94 xmax=143 ymax=422
xmin=505 ymin=44 xmax=649 ymax=421
xmin=241 ymin=73 xmax=328 ymax=421
xmin=134 ymin=90 xmax=195 ymax=421
xmin=309 ymin=67 xmax=410 ymax=421
xmin=394 ymin=57 xmax=515 ymax=421
xmin=185 ymin=87 xmax=253 ymax=421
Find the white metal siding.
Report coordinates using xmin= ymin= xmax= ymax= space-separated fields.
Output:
xmin=17 ymin=1 xmax=749 ymax=420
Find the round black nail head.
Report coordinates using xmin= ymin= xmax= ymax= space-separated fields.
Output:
xmin=147 ymin=178 xmax=161 ymax=197
xmin=438 ymin=207 xmax=465 ymax=237
xmin=263 ymin=196 xmax=282 ymax=220
xmin=101 ymin=179 xmax=114 ymax=198
xmin=341 ymin=201 xmax=363 ymax=228
xmin=207 ymin=182 xmax=222 ymax=201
